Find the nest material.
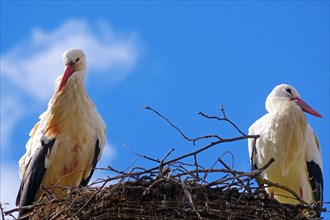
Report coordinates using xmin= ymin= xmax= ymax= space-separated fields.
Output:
xmin=31 ymin=177 xmax=316 ymax=220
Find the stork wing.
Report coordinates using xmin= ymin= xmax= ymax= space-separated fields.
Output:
xmin=305 ymin=125 xmax=323 ymax=209
xmin=80 ymin=139 xmax=101 ymax=187
xmin=16 ymin=138 xmax=55 ymax=215
xmin=306 ymin=161 xmax=323 ymax=201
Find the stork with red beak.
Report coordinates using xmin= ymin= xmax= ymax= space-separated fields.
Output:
xmin=16 ymin=49 xmax=106 ymax=218
xmin=248 ymin=84 xmax=323 ymax=216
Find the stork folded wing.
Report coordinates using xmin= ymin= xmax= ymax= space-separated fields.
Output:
xmin=16 ymin=139 xmax=56 ymax=216
xmin=80 ymin=139 xmax=101 ymax=187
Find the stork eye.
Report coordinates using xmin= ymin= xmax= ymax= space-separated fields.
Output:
xmin=285 ymin=88 xmax=293 ymax=96
xmin=76 ymin=58 xmax=80 ymax=62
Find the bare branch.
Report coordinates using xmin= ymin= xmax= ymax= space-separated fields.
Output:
xmin=260 ymin=178 xmax=308 ymax=205
xmin=0 ymin=202 xmax=7 ymax=220
xmin=121 ymin=140 xmax=160 ymax=163
xmin=143 ymin=105 xmax=222 ymax=145
xmin=197 ymin=105 xmax=246 ymax=136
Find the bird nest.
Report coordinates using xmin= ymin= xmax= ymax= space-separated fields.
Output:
xmin=3 ymin=106 xmax=326 ymax=219
xmin=25 ymin=167 xmax=322 ymax=220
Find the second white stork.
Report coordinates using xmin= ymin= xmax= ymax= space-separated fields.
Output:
xmin=16 ymin=49 xmax=106 ymax=218
xmin=248 ymin=84 xmax=323 ymax=216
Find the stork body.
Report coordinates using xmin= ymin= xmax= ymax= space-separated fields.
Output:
xmin=248 ymin=84 xmax=323 ymax=215
xmin=16 ymin=49 xmax=106 ymax=217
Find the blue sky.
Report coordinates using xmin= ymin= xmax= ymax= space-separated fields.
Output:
xmin=1 ymin=1 xmax=329 ymax=218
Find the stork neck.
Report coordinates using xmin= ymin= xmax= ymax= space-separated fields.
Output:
xmin=54 ymin=78 xmax=90 ymax=113
xmin=270 ymin=102 xmax=308 ymax=176
xmin=274 ymin=101 xmax=307 ymax=125
xmin=45 ymin=78 xmax=92 ymax=136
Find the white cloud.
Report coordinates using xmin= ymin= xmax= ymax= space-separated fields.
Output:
xmin=96 ymin=142 xmax=117 ymax=170
xmin=0 ymin=95 xmax=24 ymax=152
xmin=101 ymin=142 xmax=117 ymax=163
xmin=0 ymin=162 xmax=20 ymax=218
xmin=1 ymin=19 xmax=140 ymax=101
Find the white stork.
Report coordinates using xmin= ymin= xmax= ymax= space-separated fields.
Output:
xmin=16 ymin=49 xmax=106 ymax=217
xmin=248 ymin=84 xmax=323 ymax=216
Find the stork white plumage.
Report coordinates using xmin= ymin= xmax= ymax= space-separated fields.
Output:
xmin=248 ymin=84 xmax=323 ymax=216
xmin=16 ymin=49 xmax=106 ymax=218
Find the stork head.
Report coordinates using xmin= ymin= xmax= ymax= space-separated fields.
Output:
xmin=58 ymin=49 xmax=86 ymax=92
xmin=265 ymin=84 xmax=322 ymax=118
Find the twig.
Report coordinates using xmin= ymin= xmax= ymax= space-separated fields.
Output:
xmin=158 ymin=148 xmax=175 ymax=177
xmin=72 ymin=174 xmax=109 ymax=217
xmin=143 ymin=105 xmax=222 ymax=145
xmin=143 ymin=106 xmax=191 ymax=140
xmin=217 ymin=156 xmax=252 ymax=193
xmin=180 ymin=178 xmax=202 ymax=219
xmin=220 ymin=104 xmax=246 ymax=136
xmin=4 ymin=204 xmax=34 ymax=218
xmin=193 ymin=154 xmax=199 ymax=180
xmin=197 ymin=104 xmax=246 ymax=136
xmin=161 ymin=148 xmax=175 ymax=164
xmin=121 ymin=141 xmax=160 ymax=163
xmin=260 ymin=178 xmax=308 ymax=205
xmin=0 ymin=202 xmax=6 ymax=220
xmin=218 ymin=151 xmax=235 ymax=169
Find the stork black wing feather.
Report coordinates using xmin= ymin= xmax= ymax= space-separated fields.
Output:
xmin=80 ymin=139 xmax=101 ymax=187
xmin=16 ymin=139 xmax=55 ymax=218
xmin=306 ymin=160 xmax=323 ymax=217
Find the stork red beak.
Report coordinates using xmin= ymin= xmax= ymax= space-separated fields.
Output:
xmin=292 ymin=97 xmax=322 ymax=118
xmin=58 ymin=64 xmax=74 ymax=92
